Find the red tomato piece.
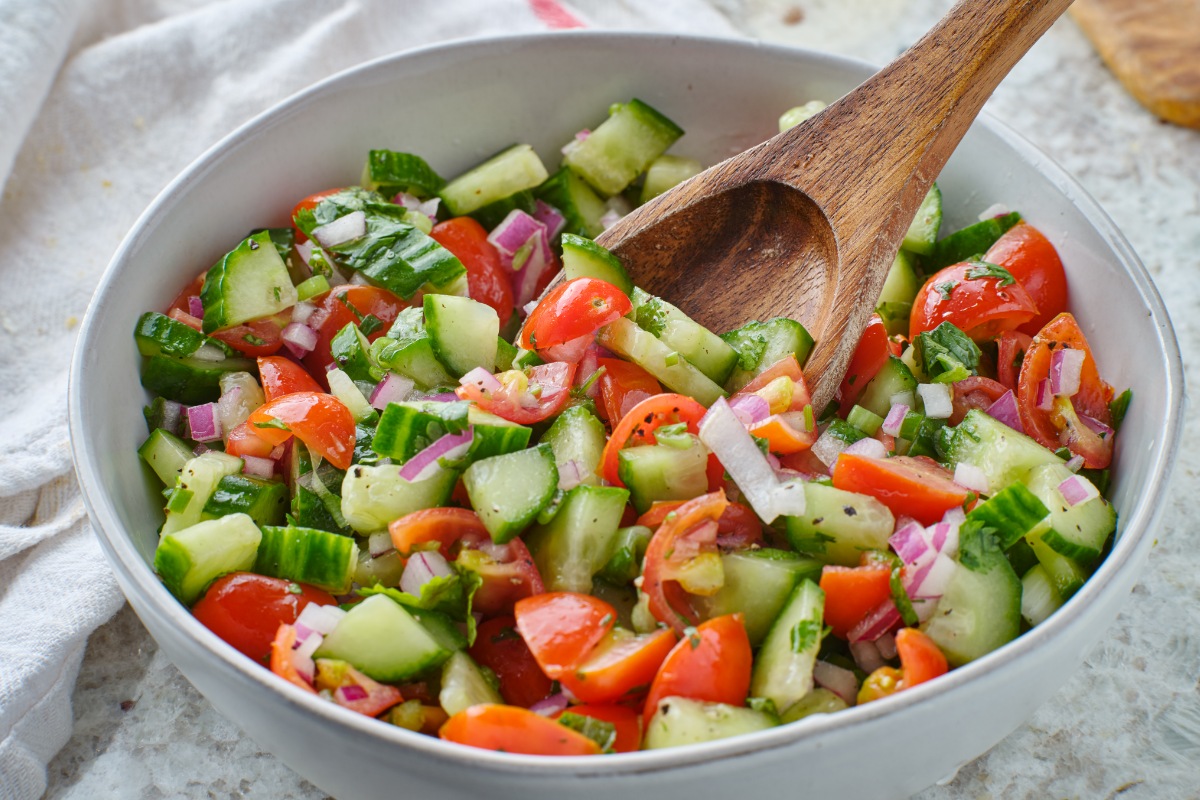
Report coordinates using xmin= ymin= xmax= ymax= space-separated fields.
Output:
xmin=316 ymin=661 xmax=404 ymax=718
xmin=439 ymin=704 xmax=601 ymax=756
xmin=519 ymin=278 xmax=632 ymax=351
xmin=457 ymin=537 xmax=545 ymax=617
xmin=635 ymin=500 xmax=762 ymax=551
xmin=599 ymin=393 xmax=710 ymax=488
xmin=193 ymin=573 xmax=336 ymax=665
xmin=469 ymin=615 xmax=555 ymax=708
xmin=641 ymin=490 xmax=729 ymax=633
xmin=301 ymin=285 xmax=408 ymax=379
xmin=513 ymin=592 xmax=617 ymax=680
xmin=245 ymin=392 xmax=356 ymax=470
xmin=643 ymin=614 xmax=752 ymax=722
xmin=258 ymin=355 xmax=322 ymax=401
xmin=553 ymin=704 xmax=642 ymax=753
xmin=388 ymin=507 xmax=489 ymax=558
xmin=909 ymin=261 xmax=1039 ymax=342
xmin=430 ymin=218 xmax=514 ymax=324
xmin=456 ymin=362 xmax=577 ymax=425
xmin=948 ymin=376 xmax=1008 ymax=426
xmin=839 ymin=315 xmax=892 ymax=414
xmin=269 ymin=624 xmax=316 ymax=693
xmin=596 ymin=357 xmax=662 ymax=424
xmin=832 ymin=453 xmax=968 ymax=526
xmin=223 ymin=419 xmax=277 ymax=460
xmin=557 ymin=627 xmax=677 ymax=705
xmin=996 ymin=330 xmax=1033 ymax=392
xmin=895 ymin=627 xmax=949 ymax=687
xmin=819 ymin=565 xmax=894 ymax=639
xmin=984 ymin=223 xmax=1069 ymax=336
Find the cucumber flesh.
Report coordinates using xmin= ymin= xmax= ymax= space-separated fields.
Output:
xmin=1020 ymin=564 xmax=1063 ymax=627
xmin=339 ymin=463 xmax=458 ymax=534
xmin=929 ymin=211 xmax=1022 ymax=271
xmin=463 ymin=443 xmax=559 ymax=544
xmin=641 ymin=155 xmax=702 ymax=204
xmin=876 ymin=250 xmax=923 ymax=336
xmin=1024 ymin=463 xmax=1115 ymax=562
xmin=424 ymin=294 xmax=499 ymax=378
xmin=534 ymin=168 xmax=606 ymax=238
xmin=154 ymin=513 xmax=262 ymax=605
xmin=643 ymin=697 xmax=776 ymax=749
xmin=540 ymin=405 xmax=607 ymax=487
xmin=597 ymin=317 xmax=726 ymax=406
xmin=855 ymin=356 xmax=918 ymax=418
xmin=315 ymin=594 xmax=451 ymax=682
xmin=525 ymin=484 xmax=630 ymax=593
xmin=784 ymin=483 xmax=895 ymax=566
xmin=562 ymin=98 xmax=684 ymax=197
xmin=750 ymin=580 xmax=826 ymax=712
xmin=161 ymin=451 xmax=245 ymax=536
xmin=900 ymin=184 xmax=943 ymax=256
xmin=942 ymin=408 xmax=1064 ymax=492
xmin=721 ymin=318 xmax=815 ymax=393
xmin=439 ymin=144 xmax=550 ymax=217
xmin=617 ymin=438 xmax=710 ymax=514
xmin=697 ymin=549 xmax=822 ymax=647
xmin=138 ymin=428 xmax=195 ymax=487
xmin=632 ymin=288 xmax=738 ymax=385
xmin=201 ymin=473 xmax=288 ymax=527
xmin=439 ymin=651 xmax=503 ymax=716
xmin=561 ymin=234 xmax=633 ymax=297
xmin=255 ymin=524 xmax=359 ymax=594
xmin=201 ymin=230 xmax=298 ymax=333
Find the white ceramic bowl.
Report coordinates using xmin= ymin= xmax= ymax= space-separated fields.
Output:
xmin=70 ymin=32 xmax=1183 ymax=800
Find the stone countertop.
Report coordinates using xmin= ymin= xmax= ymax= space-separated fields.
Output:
xmin=45 ymin=1 xmax=1200 ymax=798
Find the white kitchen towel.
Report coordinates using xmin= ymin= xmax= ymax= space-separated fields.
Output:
xmin=0 ymin=1 xmax=739 ymax=798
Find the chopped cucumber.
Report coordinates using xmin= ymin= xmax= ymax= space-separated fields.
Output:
xmin=1025 ymin=527 xmax=1089 ymax=599
xmin=329 ymin=322 xmax=375 ymax=383
xmin=161 ymin=451 xmax=245 ymax=536
xmin=697 ymin=549 xmax=823 ymax=647
xmin=942 ymin=408 xmax=1064 ymax=492
xmin=617 ymin=437 xmax=710 ymax=514
xmin=1020 ymin=564 xmax=1063 ymax=627
xmin=134 ymin=311 xmax=234 ymax=360
xmin=339 ymin=463 xmax=457 ymax=534
xmin=643 ymin=697 xmax=776 ymax=749
xmin=1024 ymin=463 xmax=1115 ymax=563
xmin=140 ymin=354 xmax=256 ymax=406
xmin=154 ymin=513 xmax=262 ymax=605
xmin=540 ymin=405 xmax=607 ymax=487
xmin=371 ymin=306 xmax=457 ymax=389
xmin=562 ymin=98 xmax=683 ymax=197
xmin=201 ymin=473 xmax=287 ymax=527
xmin=561 ymin=234 xmax=633 ymax=297
xmin=315 ymin=594 xmax=451 ymax=682
xmin=855 ymin=356 xmax=917 ymax=418
xmin=632 ymin=288 xmax=738 ymax=385
xmin=200 ymin=230 xmax=298 ymax=333
xmin=780 ymin=687 xmax=848 ymax=722
xmin=779 ymin=101 xmax=826 ymax=132
xmin=534 ymin=168 xmax=606 ymax=238
xmin=750 ymin=580 xmax=826 ymax=712
xmin=363 ymin=149 xmax=444 ymax=198
xmin=876 ymin=250 xmax=923 ymax=336
xmin=597 ymin=317 xmax=726 ymax=406
xmin=784 ymin=483 xmax=895 ymax=566
xmin=469 ymin=189 xmax=537 ymax=232
xmin=900 ymin=184 xmax=943 ymax=256
xmin=964 ymin=482 xmax=1051 ymax=550
xmin=326 ymin=368 xmax=376 ymax=424
xmin=254 ymin=524 xmax=359 ymax=594
xmin=372 ymin=401 xmax=530 ymax=465
xmin=597 ymin=525 xmax=652 ymax=586
xmin=138 ymin=428 xmax=195 ymax=487
xmin=929 ymin=211 xmax=1021 ymax=271
xmin=641 ymin=154 xmax=702 ymax=204
xmin=439 ymin=144 xmax=549 ymax=217
xmin=526 ymin=484 xmax=629 ymax=593
xmin=424 ymin=294 xmax=499 ymax=377
xmin=439 ymin=651 xmax=503 ymax=716
xmin=463 ymin=444 xmax=559 ymax=543
xmin=721 ymin=318 xmax=815 ymax=392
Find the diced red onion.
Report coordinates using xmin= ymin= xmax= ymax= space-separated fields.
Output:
xmin=813 ymin=660 xmax=859 ymax=706
xmin=398 ymin=427 xmax=475 ymax=482
xmin=423 ymin=392 xmax=459 ymax=403
xmin=295 ymin=239 xmax=315 ymax=266
xmin=953 ymin=462 xmax=990 ymax=495
xmin=488 ymin=210 xmax=549 ymax=268
xmin=728 ymin=393 xmax=770 ymax=426
xmin=395 ymin=192 xmax=440 ymax=220
xmin=1049 ymin=348 xmax=1084 ymax=397
xmin=336 ymin=684 xmax=369 ymax=703
xmin=1065 ymin=453 xmax=1085 ymax=473
xmin=241 ymin=455 xmax=275 ymax=479
xmin=1035 ymin=379 xmax=1054 ymax=411
xmin=370 ymin=373 xmax=414 ymax=410
xmin=942 ymin=505 xmax=966 ymax=526
xmin=529 ymin=693 xmax=570 ymax=717
xmin=192 ymin=443 xmax=210 ymax=456
xmin=400 ymin=550 xmax=454 ymax=596
xmin=844 ymin=437 xmax=887 ymax=460
xmin=1078 ymin=413 xmax=1114 ymax=439
xmin=849 ymin=599 xmax=900 ymax=643
xmin=186 ymin=403 xmax=223 ymax=442
xmin=557 ymin=459 xmax=585 ymax=492
xmin=906 ymin=553 xmax=958 ymax=608
xmin=513 ymin=230 xmax=553 ymax=308
xmin=1058 ymin=474 xmax=1100 ymax=506
xmin=292 ymin=301 xmax=318 ymax=325
xmin=619 ymin=390 xmax=653 ymax=418
xmin=917 ymin=382 xmax=953 ymax=420
xmin=522 ymin=299 xmax=539 ymax=317
xmin=187 ymin=296 xmax=204 ymax=317
xmin=296 ymin=603 xmax=346 ymax=636
xmin=985 ymin=390 xmax=1024 ymax=433
xmin=281 ymin=322 xmax=318 ymax=357
xmin=598 ymin=210 xmax=622 ymax=230
xmin=889 ymin=520 xmax=929 ymax=565
xmin=533 ymin=200 xmax=567 ymax=240
xmin=459 ymin=367 xmax=502 ymax=393
xmin=313 ymin=210 xmax=366 ymax=248
xmin=291 ymin=633 xmax=321 ymax=684
xmin=540 ymin=334 xmax=592 ymax=364
xmin=810 ymin=428 xmax=849 ymax=471
xmin=977 ymin=202 xmax=1010 ymax=221
xmin=368 ymin=531 xmax=396 ymax=558
xmin=850 ymin=640 xmax=886 ymax=673
xmin=881 ymin=403 xmax=909 ymax=437
xmin=875 ymin=631 xmax=898 ymax=660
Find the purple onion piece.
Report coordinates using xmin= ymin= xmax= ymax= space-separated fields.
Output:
xmin=398 ymin=427 xmax=475 ymax=483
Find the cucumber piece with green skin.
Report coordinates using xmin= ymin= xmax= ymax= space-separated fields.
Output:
xmin=561 ymin=234 xmax=634 ymax=297
xmin=1020 ymin=564 xmax=1063 ymax=627
xmin=846 ymin=405 xmax=884 ymax=436
xmin=780 ymin=687 xmax=848 ymax=723
xmin=326 ymin=368 xmax=377 ymax=425
xmin=134 ymin=312 xmax=235 ymax=360
xmin=339 ymin=463 xmax=458 ymax=534
xmin=140 ymin=354 xmax=256 ymax=406
xmin=696 ymin=549 xmax=824 ymax=647
xmin=643 ymin=697 xmax=777 ymax=749
xmin=855 ymin=356 xmax=918 ymax=418
xmin=329 ymin=322 xmax=375 ymax=383
xmin=143 ymin=397 xmax=186 ymax=437
xmin=876 ymin=250 xmax=923 ymax=336
xmin=640 ymin=155 xmax=703 ymax=204
xmin=597 ymin=317 xmax=726 ymax=406
xmin=617 ymin=438 xmax=710 ymax=514
xmin=900 ymin=184 xmax=943 ymax=256
xmin=154 ymin=513 xmax=262 ymax=605
xmin=327 ymin=204 xmax=465 ymax=300
xmin=315 ymin=594 xmax=451 ymax=682
xmin=942 ymin=408 xmax=1064 ymax=492
xmin=562 ymin=99 xmax=684 ymax=197
xmin=596 ymin=525 xmax=652 ymax=586
xmin=363 ymin=150 xmax=445 ymax=198
xmin=750 ymin=580 xmax=826 ymax=712
xmin=534 ymin=168 xmax=606 ymax=238
xmin=631 ymin=288 xmax=738 ymax=385
xmin=138 ymin=428 xmax=195 ymax=486
xmin=439 ymin=651 xmax=503 ymax=717
xmin=439 ymin=144 xmax=550 ymax=217
xmin=923 ymin=522 xmax=1022 ymax=666
xmin=287 ymin=441 xmax=351 ymax=535
xmin=526 ymin=484 xmax=630 ymax=593
xmin=463 ymin=444 xmax=559 ymax=544
xmin=540 ymin=405 xmax=606 ymax=487
xmin=370 ymin=307 xmax=456 ymax=389
xmin=929 ymin=211 xmax=1022 ymax=271
xmin=779 ymin=101 xmax=826 ymax=132
xmin=424 ymin=294 xmax=499 ymax=378
xmin=784 ymin=483 xmax=895 ymax=566
xmin=254 ymin=524 xmax=358 ymax=594
xmin=721 ymin=318 xmax=815 ymax=393
xmin=1025 ymin=526 xmax=1089 ymax=598
xmin=372 ymin=401 xmax=531 ymax=464
xmin=1024 ymin=463 xmax=1115 ymax=562
xmin=494 ymin=337 xmax=518 ymax=372
xmin=161 ymin=451 xmax=245 ymax=536
xmin=964 ymin=482 xmax=1051 ymax=550
xmin=469 ymin=189 xmax=537 ymax=233
xmin=201 ymin=473 xmax=287 ymax=527
xmin=200 ymin=230 xmax=299 ymax=334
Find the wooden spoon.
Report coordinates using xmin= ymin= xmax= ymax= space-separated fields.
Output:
xmin=583 ymin=0 xmax=1074 ymax=411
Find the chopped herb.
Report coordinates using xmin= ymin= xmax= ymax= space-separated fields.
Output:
xmin=242 ymin=333 xmax=266 ymax=346
xmin=890 ymin=566 xmax=919 ymax=627
xmin=746 ymin=697 xmax=780 ymax=718
xmin=789 ymin=618 xmax=828 ymax=653
xmin=358 ymin=314 xmax=385 ymax=336
xmin=1109 ymin=388 xmax=1132 ymax=431
xmin=965 ymin=259 xmax=1016 ymax=286
xmin=914 ymin=322 xmax=981 ymax=383
xmin=557 ymin=712 xmax=617 ymax=753
xmin=936 ymin=281 xmax=957 ymax=300
xmin=287 ymin=583 xmax=303 ymax=595
xmin=253 ymin=417 xmax=290 ymax=431
xmin=573 ymin=366 xmax=606 ymax=398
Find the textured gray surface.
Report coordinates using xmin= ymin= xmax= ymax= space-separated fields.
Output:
xmin=48 ymin=1 xmax=1200 ymax=798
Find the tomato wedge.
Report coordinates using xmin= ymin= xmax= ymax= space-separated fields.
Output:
xmin=832 ymin=453 xmax=968 ymax=526
xmin=519 ymin=277 xmax=632 ymax=351
xmin=245 ymin=392 xmax=356 ymax=470
xmin=193 ymin=573 xmax=336 ymax=664
xmin=948 ymin=376 xmax=1008 ymax=426
xmin=643 ymin=613 xmax=752 ymax=722
xmin=596 ymin=357 xmax=661 ymax=424
xmin=895 ymin=627 xmax=949 ymax=687
xmin=600 ymin=393 xmax=709 ymax=487
xmin=984 ymin=223 xmax=1069 ymax=335
xmin=557 ymin=627 xmax=677 ymax=704
xmin=430 ymin=217 xmax=514 ymax=323
xmin=258 ymin=355 xmax=322 ymax=401
xmin=388 ymin=507 xmax=489 ymax=558
xmin=439 ymin=704 xmax=602 ymax=756
xmin=456 ymin=362 xmax=576 ymax=425
xmin=514 ymin=592 xmax=617 ymax=680
xmin=554 ymin=704 xmax=641 ymax=753
xmin=469 ymin=615 xmax=554 ymax=708
xmin=910 ymin=261 xmax=1039 ymax=342
xmin=838 ymin=315 xmax=892 ymax=414
xmin=819 ymin=565 xmax=894 ymax=639
xmin=641 ymin=490 xmax=728 ymax=633
xmin=269 ymin=624 xmax=315 ymax=693
xmin=223 ymin=420 xmax=277 ymax=461
xmin=996 ymin=330 xmax=1033 ymax=392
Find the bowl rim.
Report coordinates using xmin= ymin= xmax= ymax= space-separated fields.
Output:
xmin=69 ymin=28 xmax=1186 ymax=778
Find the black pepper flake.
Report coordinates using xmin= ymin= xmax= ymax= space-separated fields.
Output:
xmin=843 ymin=506 xmax=858 ymax=517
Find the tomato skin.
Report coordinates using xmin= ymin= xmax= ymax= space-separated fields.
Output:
xmin=301 ymin=285 xmax=408 ymax=379
xmin=642 ymin=491 xmax=728 ymax=633
xmin=909 ymin=262 xmax=1039 ymax=342
xmin=894 ymin=627 xmax=949 ymax=687
xmin=554 ymin=705 xmax=642 ymax=753
xmin=439 ymin=704 xmax=602 ymax=756
xmin=839 ymin=315 xmax=892 ymax=414
xmin=469 ymin=616 xmax=554 ymax=708
xmin=984 ymin=223 xmax=1068 ymax=336
xmin=643 ymin=614 xmax=752 ymax=722
xmin=948 ymin=376 xmax=1008 ymax=426
xmin=514 ymin=592 xmax=617 ymax=680
xmin=996 ymin=330 xmax=1033 ymax=392
xmin=224 ymin=420 xmax=277 ymax=460
xmin=819 ymin=565 xmax=894 ymax=639
xmin=557 ymin=627 xmax=677 ymax=705
xmin=258 ymin=355 xmax=322 ymax=401
xmin=456 ymin=362 xmax=576 ymax=425
xmin=388 ymin=507 xmax=489 ymax=558
xmin=596 ymin=357 xmax=661 ymax=424
xmin=169 ymin=305 xmax=289 ymax=358
xmin=600 ymin=393 xmax=710 ymax=487
xmin=245 ymin=392 xmax=356 ymax=470
xmin=832 ymin=453 xmax=968 ymax=526
xmin=519 ymin=278 xmax=632 ymax=351
xmin=457 ymin=538 xmax=544 ymax=616
xmin=270 ymin=624 xmax=316 ymax=692
xmin=430 ymin=218 xmax=514 ymax=323
xmin=193 ymin=573 xmax=336 ymax=664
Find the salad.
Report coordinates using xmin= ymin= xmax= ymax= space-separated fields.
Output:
xmin=134 ymin=98 xmax=1129 ymax=755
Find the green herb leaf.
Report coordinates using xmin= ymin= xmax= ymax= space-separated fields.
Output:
xmin=936 ymin=281 xmax=957 ymax=300
xmin=914 ymin=322 xmax=981 ymax=383
xmin=1109 ymin=388 xmax=1132 ymax=431
xmin=557 ymin=712 xmax=617 ymax=753
xmin=253 ymin=417 xmax=290 ymax=431
xmin=789 ymin=618 xmax=828 ymax=653
xmin=964 ymin=260 xmax=1016 ymax=286
xmin=890 ymin=565 xmax=919 ymax=627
